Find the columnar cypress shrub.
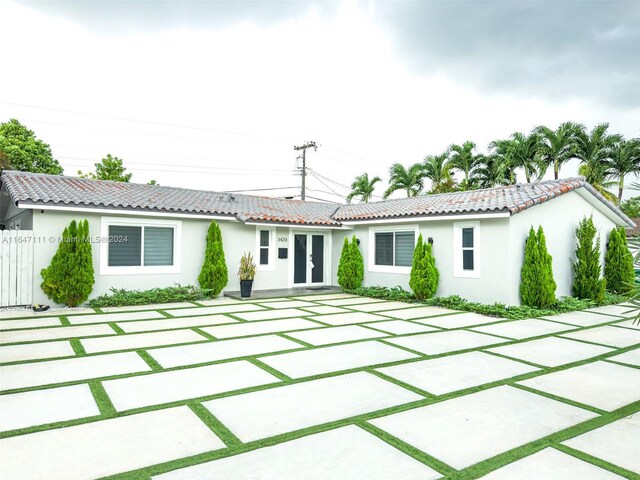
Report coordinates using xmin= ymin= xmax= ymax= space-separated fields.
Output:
xmin=198 ymin=221 xmax=228 ymax=296
xmin=40 ymin=219 xmax=95 ymax=306
xmin=520 ymin=226 xmax=557 ymax=308
xmin=409 ymin=234 xmax=439 ymax=300
xmin=337 ymin=236 xmax=364 ymax=290
xmin=604 ymin=226 xmax=635 ymax=294
xmin=572 ymin=216 xmax=606 ymax=303
xmin=537 ymin=226 xmax=557 ymax=307
xmin=520 ymin=227 xmax=541 ymax=307
xmin=350 ymin=236 xmax=365 ymax=289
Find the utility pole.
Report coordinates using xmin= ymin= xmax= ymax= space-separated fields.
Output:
xmin=294 ymin=141 xmax=317 ymax=201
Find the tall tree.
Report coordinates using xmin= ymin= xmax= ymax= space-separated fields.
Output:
xmin=534 ymin=121 xmax=582 ymax=179
xmin=78 ymin=154 xmax=133 ymax=182
xmin=422 ymin=152 xmax=453 ymax=192
xmin=0 ymin=119 xmax=64 ymax=174
xmin=473 ymin=154 xmax=510 ymax=189
xmin=572 ymin=216 xmax=606 ymax=303
xmin=575 ymin=123 xmax=621 ymax=185
xmin=490 ymin=132 xmax=542 ymax=183
xmin=605 ymin=138 xmax=640 ymax=202
xmin=347 ymin=173 xmax=381 ymax=203
xmin=447 ymin=141 xmax=482 ymax=186
xmin=577 ymin=163 xmax=618 ymax=203
xmin=384 ymin=163 xmax=424 ymax=198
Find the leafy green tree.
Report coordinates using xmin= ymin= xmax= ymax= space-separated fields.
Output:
xmin=447 ymin=141 xmax=482 ymax=186
xmin=337 ymin=236 xmax=364 ymax=290
xmin=0 ymin=119 xmax=63 ymax=174
xmin=535 ymin=121 xmax=582 ymax=179
xmin=604 ymin=227 xmax=635 ymax=294
xmin=78 ymin=154 xmax=132 ymax=182
xmin=422 ymin=153 xmax=452 ymax=192
xmin=620 ymin=196 xmax=640 ymax=218
xmin=409 ymin=234 xmax=439 ymax=300
xmin=198 ymin=221 xmax=228 ymax=296
xmin=384 ymin=163 xmax=424 ymax=198
xmin=347 ymin=173 xmax=381 ymax=203
xmin=473 ymin=154 xmax=511 ymax=189
xmin=41 ymin=219 xmax=95 ymax=306
xmin=572 ymin=216 xmax=606 ymax=303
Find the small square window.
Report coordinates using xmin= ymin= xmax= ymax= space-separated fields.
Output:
xmin=462 ymin=249 xmax=474 ymax=270
xmin=260 ymin=230 xmax=270 ymax=247
xmin=462 ymin=228 xmax=474 ymax=248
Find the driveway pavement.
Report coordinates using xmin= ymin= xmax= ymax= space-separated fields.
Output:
xmin=1 ymin=295 xmax=638 ymax=479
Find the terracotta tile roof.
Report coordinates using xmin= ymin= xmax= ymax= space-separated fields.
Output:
xmin=333 ymin=177 xmax=633 ymax=227
xmin=0 ymin=171 xmax=340 ymax=226
xmin=1 ymin=171 xmax=633 ymax=228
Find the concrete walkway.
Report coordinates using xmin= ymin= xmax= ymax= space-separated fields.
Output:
xmin=1 ymin=295 xmax=638 ymax=479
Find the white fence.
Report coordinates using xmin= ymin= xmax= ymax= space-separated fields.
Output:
xmin=0 ymin=230 xmax=34 ymax=307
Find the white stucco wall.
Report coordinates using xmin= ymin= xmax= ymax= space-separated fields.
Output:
xmin=332 ymin=190 xmax=626 ymax=305
xmin=506 ymin=190 xmax=622 ymax=304
xmin=29 ymin=210 xmax=298 ymax=304
xmin=332 ymin=217 xmax=515 ymax=304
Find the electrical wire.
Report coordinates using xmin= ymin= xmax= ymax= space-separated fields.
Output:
xmin=0 ymin=100 xmax=298 ymax=142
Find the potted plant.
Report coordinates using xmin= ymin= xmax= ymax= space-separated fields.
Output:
xmin=238 ymin=252 xmax=256 ymax=298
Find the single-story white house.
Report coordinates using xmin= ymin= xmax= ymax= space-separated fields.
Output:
xmin=0 ymin=170 xmax=633 ymax=306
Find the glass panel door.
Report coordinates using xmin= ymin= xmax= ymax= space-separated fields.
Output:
xmin=311 ymin=235 xmax=324 ymax=283
xmin=293 ymin=234 xmax=307 ymax=284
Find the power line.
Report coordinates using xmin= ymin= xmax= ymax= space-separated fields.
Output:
xmin=226 ymin=186 xmax=298 ymax=193
xmin=0 ymin=100 xmax=297 ymax=142
xmin=308 ymin=171 xmax=345 ymax=199
xmin=63 ymin=162 xmax=291 ymax=177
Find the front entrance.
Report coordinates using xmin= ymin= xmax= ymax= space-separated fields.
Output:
xmin=293 ymin=233 xmax=325 ymax=285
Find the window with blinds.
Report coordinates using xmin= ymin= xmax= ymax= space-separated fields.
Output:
xmin=374 ymin=230 xmax=415 ymax=267
xmin=108 ymin=225 xmax=174 ymax=267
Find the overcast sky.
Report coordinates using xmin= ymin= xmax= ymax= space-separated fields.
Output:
xmin=1 ymin=0 xmax=639 ymax=201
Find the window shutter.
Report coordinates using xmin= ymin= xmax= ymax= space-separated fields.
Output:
xmin=375 ymin=232 xmax=394 ymax=266
xmin=108 ymin=226 xmax=142 ymax=266
xmin=394 ymin=231 xmax=415 ymax=267
xmin=144 ymin=227 xmax=174 ymax=266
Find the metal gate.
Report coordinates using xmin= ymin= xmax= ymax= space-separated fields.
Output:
xmin=0 ymin=230 xmax=34 ymax=307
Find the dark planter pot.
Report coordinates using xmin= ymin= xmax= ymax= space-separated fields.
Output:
xmin=240 ymin=280 xmax=253 ymax=298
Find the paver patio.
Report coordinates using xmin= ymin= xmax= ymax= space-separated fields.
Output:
xmin=0 ymin=295 xmax=638 ymax=480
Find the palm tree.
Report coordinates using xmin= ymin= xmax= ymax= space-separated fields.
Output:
xmin=577 ymin=163 xmax=618 ymax=203
xmin=535 ymin=122 xmax=583 ymax=179
xmin=605 ymin=138 xmax=640 ymax=202
xmin=422 ymin=153 xmax=452 ymax=192
xmin=346 ymin=173 xmax=382 ymax=203
xmin=447 ymin=141 xmax=482 ymax=187
xmin=490 ymin=132 xmax=542 ymax=183
xmin=384 ymin=163 xmax=424 ymax=198
xmin=474 ymin=154 xmax=511 ymax=189
xmin=575 ymin=123 xmax=622 ymax=186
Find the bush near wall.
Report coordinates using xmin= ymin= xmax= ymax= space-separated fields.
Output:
xmin=41 ymin=219 xmax=95 ymax=306
xmin=409 ymin=234 xmax=439 ymax=300
xmin=198 ymin=221 xmax=228 ymax=296
xmin=337 ymin=236 xmax=364 ymax=290
xmin=604 ymin=226 xmax=635 ymax=294
xmin=89 ymin=285 xmax=215 ymax=307
xmin=520 ymin=226 xmax=556 ymax=308
xmin=349 ymin=286 xmax=625 ymax=320
xmin=572 ymin=216 xmax=606 ymax=303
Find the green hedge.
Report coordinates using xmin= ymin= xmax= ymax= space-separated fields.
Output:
xmin=89 ymin=285 xmax=216 ymax=308
xmin=348 ymin=286 xmax=625 ymax=320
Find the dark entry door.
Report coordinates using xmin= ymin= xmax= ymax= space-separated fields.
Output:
xmin=311 ymin=235 xmax=324 ymax=283
xmin=293 ymin=234 xmax=307 ymax=284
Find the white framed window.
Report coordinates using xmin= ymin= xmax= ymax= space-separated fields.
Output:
xmin=368 ymin=225 xmax=418 ymax=274
xmin=453 ymin=221 xmax=480 ymax=278
xmin=100 ymin=216 xmax=182 ymax=275
xmin=256 ymin=226 xmax=276 ymax=271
